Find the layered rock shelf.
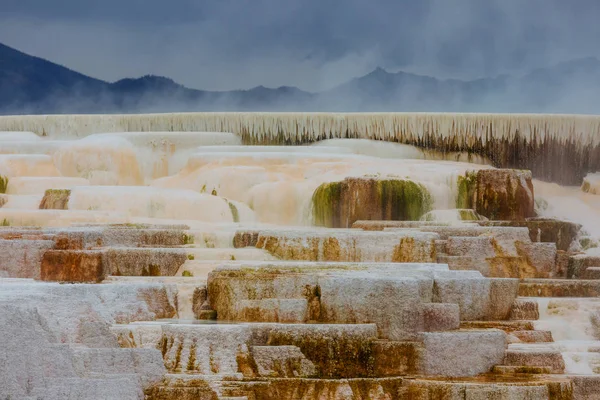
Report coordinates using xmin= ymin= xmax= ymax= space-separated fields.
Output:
xmin=2 ymin=112 xmax=600 ymax=184
xmin=1 ymin=123 xmax=600 ymax=399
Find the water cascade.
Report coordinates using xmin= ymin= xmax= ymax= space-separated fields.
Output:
xmin=2 ymin=112 xmax=600 ymax=183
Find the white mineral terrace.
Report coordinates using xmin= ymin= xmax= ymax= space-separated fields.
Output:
xmin=2 ymin=122 xmax=600 ymax=399
xmin=1 ymin=112 xmax=600 ymax=143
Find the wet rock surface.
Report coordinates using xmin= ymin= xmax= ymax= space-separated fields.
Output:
xmin=312 ymin=177 xmax=433 ymax=228
xmin=457 ymin=169 xmax=535 ymax=221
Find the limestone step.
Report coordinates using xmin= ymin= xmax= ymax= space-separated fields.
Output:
xmin=459 ymin=320 xmax=535 ymax=333
xmin=0 ymin=237 xmax=55 ymax=279
xmin=584 ymin=267 xmax=600 ymax=279
xmin=104 ymin=247 xmax=188 ymax=276
xmin=233 ymin=230 xmax=260 ymax=247
xmin=569 ymin=375 xmax=600 ymax=399
xmin=186 ymin=247 xmax=277 ymax=261
xmin=434 ymin=239 xmax=447 ymax=255
xmin=40 ymin=249 xmax=106 ymax=283
xmin=510 ymin=330 xmax=554 ymax=343
xmin=372 ymin=340 xmax=423 ymax=376
xmin=52 ymin=226 xmax=188 ymax=249
xmin=72 ymin=223 xmax=191 ymax=230
xmin=503 ymin=347 xmax=565 ymax=373
xmin=31 ymin=376 xmax=143 ymax=400
xmin=568 ymin=255 xmax=600 ymax=278
xmin=186 ymin=228 xmax=236 ymax=248
xmin=0 ymin=225 xmax=189 ymax=248
xmin=154 ymin=376 xmax=572 ymax=400
xmin=216 ymin=380 xmax=252 ymax=398
xmin=519 ymin=279 xmax=600 ymax=297
xmin=351 ymin=220 xmax=450 ymax=230
xmin=0 ymin=208 xmax=130 ymax=228
xmin=0 ymin=227 xmax=54 ymax=240
xmin=145 ymin=373 xmax=245 ymax=399
xmin=477 ymin=219 xmax=581 ymax=251
xmin=234 ymin=298 xmax=309 ymax=323
xmin=439 ymin=249 xmax=542 ymax=279
xmin=421 ymin=225 xmax=532 ymax=241
xmin=104 ymin=276 xmax=207 ymax=319
xmin=492 ymin=365 xmax=553 ymax=374
xmin=123 ymin=322 xmax=382 ymax=377
xmin=248 ymin=345 xmax=317 ymax=378
xmin=508 ymin=298 xmax=539 ymax=320
xmin=84 ymin=372 xmax=143 ymax=379
xmin=71 ymin=347 xmax=165 ymax=386
xmin=104 ymin=275 xmax=207 ymax=284
xmin=234 ymin=228 xmax=440 ymax=263
xmin=40 ymin=247 xmax=188 ymax=282
xmin=145 ymin=386 xmax=221 ymax=399
xmin=419 ymin=330 xmax=506 ymax=377
xmin=177 ymin=260 xmax=224 ymax=278
xmin=179 ymin=259 xmax=317 ymax=278
xmin=436 ymin=255 xmax=474 ymax=270
xmin=423 ymin=303 xmax=460 ymax=332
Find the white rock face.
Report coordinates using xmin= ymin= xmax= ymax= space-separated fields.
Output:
xmin=67 ymin=186 xmax=255 ymax=223
xmin=0 ymin=303 xmax=165 ymax=400
xmin=0 ymin=154 xmax=61 ymax=177
xmin=71 ymin=348 xmax=165 ymax=386
xmin=0 ymin=281 xmax=178 ymax=342
xmin=6 ymin=176 xmax=89 ymax=195
xmin=0 ymin=131 xmax=42 ymax=141
xmin=318 ymin=274 xmax=424 ymax=339
xmin=432 ymin=271 xmax=495 ymax=320
xmin=250 ymin=345 xmax=317 ymax=377
xmin=420 ymin=330 xmax=507 ymax=376
xmin=104 ymin=131 xmax=241 ymax=180
xmin=0 ymin=238 xmax=55 ymax=278
xmin=0 ymin=277 xmax=181 ymax=398
xmin=53 ymin=135 xmax=144 ymax=185
xmin=0 ymin=139 xmax=66 ymax=156
xmin=0 ymin=208 xmax=130 ymax=227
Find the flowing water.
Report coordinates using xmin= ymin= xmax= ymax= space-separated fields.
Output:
xmin=512 ymin=297 xmax=600 ymax=374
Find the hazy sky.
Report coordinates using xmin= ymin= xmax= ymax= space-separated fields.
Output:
xmin=1 ymin=0 xmax=599 ymax=91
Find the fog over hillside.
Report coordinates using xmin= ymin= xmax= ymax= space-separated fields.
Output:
xmin=2 ymin=42 xmax=600 ymax=115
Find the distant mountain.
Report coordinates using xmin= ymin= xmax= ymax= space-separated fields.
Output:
xmin=0 ymin=42 xmax=107 ymax=113
xmin=0 ymin=43 xmax=314 ymax=114
xmin=321 ymin=58 xmax=600 ymax=113
xmin=1 ymin=41 xmax=600 ymax=114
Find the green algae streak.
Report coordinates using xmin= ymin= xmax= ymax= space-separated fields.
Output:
xmin=0 ymin=175 xmax=8 ymax=194
xmin=312 ymin=179 xmax=432 ymax=228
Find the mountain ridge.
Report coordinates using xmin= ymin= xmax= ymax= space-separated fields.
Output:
xmin=1 ymin=42 xmax=600 ymax=114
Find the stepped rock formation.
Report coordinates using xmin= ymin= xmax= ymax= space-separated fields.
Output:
xmin=2 ymin=112 xmax=600 ymax=184
xmin=1 ymin=116 xmax=600 ymax=399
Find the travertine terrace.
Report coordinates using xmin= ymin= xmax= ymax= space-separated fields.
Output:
xmin=2 ymin=112 xmax=600 ymax=399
